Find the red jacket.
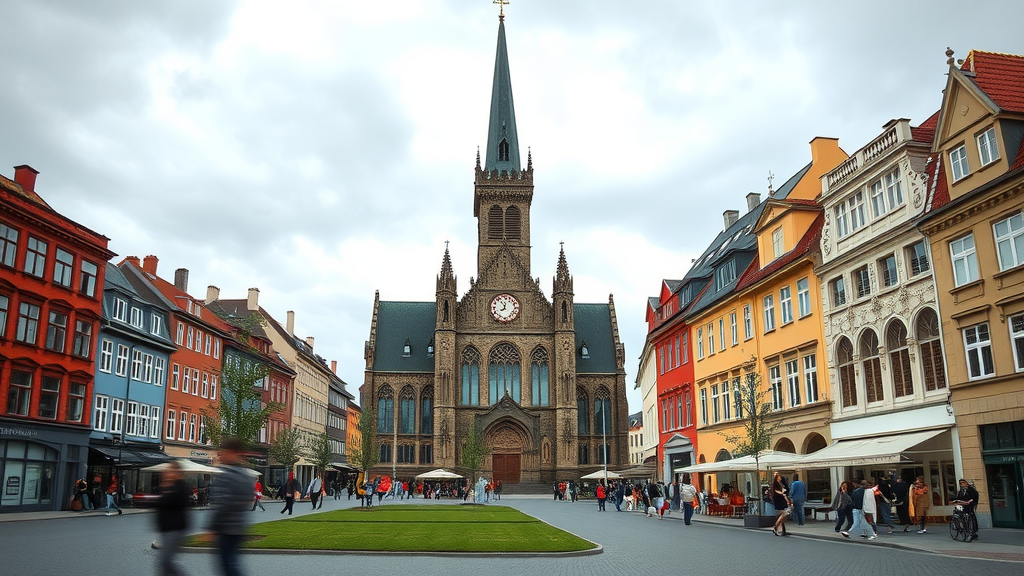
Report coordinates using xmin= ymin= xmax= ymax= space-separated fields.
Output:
xmin=597 ymin=486 xmax=606 ymax=499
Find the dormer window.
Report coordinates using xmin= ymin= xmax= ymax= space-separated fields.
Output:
xmin=950 ymin=144 xmax=970 ymax=181
xmin=580 ymin=341 xmax=590 ymax=359
xmin=403 ymin=338 xmax=411 ymax=357
xmin=499 ymin=138 xmax=510 ymax=162
xmin=772 ymin=227 xmax=784 ymax=259
xmin=113 ymin=298 xmax=128 ymax=322
xmin=715 ymin=261 xmax=736 ymax=291
xmin=427 ymin=338 xmax=435 ymax=358
xmin=977 ymin=128 xmax=1000 ymax=166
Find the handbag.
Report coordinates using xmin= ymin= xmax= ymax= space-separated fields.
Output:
xmin=69 ymin=497 xmax=83 ymax=511
xmin=293 ymin=491 xmax=301 ymax=500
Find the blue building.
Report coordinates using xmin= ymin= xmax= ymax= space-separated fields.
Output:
xmin=87 ymin=263 xmax=176 ymax=500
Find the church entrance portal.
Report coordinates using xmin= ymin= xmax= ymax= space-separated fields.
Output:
xmin=492 ymin=453 xmax=521 ymax=484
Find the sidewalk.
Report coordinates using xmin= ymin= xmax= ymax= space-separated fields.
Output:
xmin=686 ymin=510 xmax=1024 ymax=562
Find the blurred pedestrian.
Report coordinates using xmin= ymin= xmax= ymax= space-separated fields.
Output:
xmin=155 ymin=460 xmax=191 ymax=576
xmin=209 ymin=437 xmax=252 ymax=576
xmin=278 ymin=471 xmax=300 ymax=515
xmin=105 ymin=474 xmax=122 ymax=516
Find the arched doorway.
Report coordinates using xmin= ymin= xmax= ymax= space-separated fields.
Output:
xmin=774 ymin=438 xmax=796 ymax=453
xmin=484 ymin=419 xmax=531 ymax=485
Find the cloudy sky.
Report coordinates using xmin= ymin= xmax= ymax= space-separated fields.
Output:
xmin=2 ymin=1 xmax=1021 ymax=412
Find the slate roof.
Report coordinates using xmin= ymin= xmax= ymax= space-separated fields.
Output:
xmin=962 ymin=50 xmax=1024 ymax=113
xmin=371 ymin=301 xmax=619 ymax=374
xmin=628 ymin=411 xmax=642 ymax=428
xmin=119 ymin=259 xmax=233 ymax=335
xmin=101 ymin=263 xmax=177 ymax=350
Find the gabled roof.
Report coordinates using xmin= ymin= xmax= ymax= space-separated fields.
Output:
xmin=910 ymin=110 xmax=939 ymax=144
xmin=962 ymin=50 xmax=1024 ymax=114
xmin=205 ymin=299 xmax=273 ymax=340
xmin=0 ymin=173 xmax=50 ymax=209
xmin=101 ymin=263 xmax=177 ymax=351
xmin=736 ymin=212 xmax=824 ymax=290
xmin=119 ymin=260 xmax=233 ymax=335
xmin=920 ymin=153 xmax=951 ymax=215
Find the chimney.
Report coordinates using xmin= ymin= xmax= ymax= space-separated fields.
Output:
xmin=246 ymin=284 xmax=260 ymax=309
xmin=124 ymin=255 xmax=141 ymax=268
xmin=305 ymin=336 xmax=315 ymax=350
xmin=142 ymin=255 xmax=159 ymax=275
xmin=205 ymin=285 xmax=220 ymax=305
xmin=286 ymin=311 xmax=295 ymax=336
xmin=174 ymin=268 xmax=189 ymax=292
xmin=746 ymin=192 xmax=761 ymax=212
xmin=331 ymin=360 xmax=337 ymax=374
xmin=723 ymin=210 xmax=739 ymax=229
xmin=13 ymin=165 xmax=39 ymax=193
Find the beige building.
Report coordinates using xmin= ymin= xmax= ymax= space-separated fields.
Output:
xmin=918 ymin=50 xmax=1024 ymax=529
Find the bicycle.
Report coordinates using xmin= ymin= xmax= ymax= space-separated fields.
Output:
xmin=949 ymin=504 xmax=974 ymax=541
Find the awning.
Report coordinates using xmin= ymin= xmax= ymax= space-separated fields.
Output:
xmin=794 ymin=429 xmax=948 ymax=469
xmin=677 ymin=450 xmax=805 ymax=474
xmin=330 ymin=462 xmax=358 ymax=472
xmin=616 ymin=464 xmax=656 ymax=478
xmin=415 ymin=468 xmax=463 ymax=480
xmin=580 ymin=469 xmax=623 ymax=480
xmin=91 ymin=446 xmax=173 ymax=466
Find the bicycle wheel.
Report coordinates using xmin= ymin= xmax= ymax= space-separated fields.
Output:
xmin=950 ymin=516 xmax=968 ymax=541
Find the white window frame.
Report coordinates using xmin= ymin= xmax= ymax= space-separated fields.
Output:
xmin=178 ymin=411 xmax=188 ymax=441
xmin=93 ymin=394 xmax=109 ymax=432
xmin=772 ymin=227 xmax=784 ymax=259
xmin=697 ymin=327 xmax=704 ymax=360
xmin=721 ymin=379 xmax=731 ymax=420
xmin=730 ymin=312 xmax=738 ymax=346
xmin=171 ymin=364 xmax=180 ymax=390
xmin=138 ymin=404 xmax=149 ymax=438
xmin=786 ymin=359 xmax=801 ymax=407
xmin=202 ymin=373 xmax=210 ymax=398
xmin=797 ymin=277 xmax=810 ymax=317
xmin=850 ymin=191 xmax=866 ymax=231
xmin=188 ymin=414 xmax=197 ymax=443
xmin=780 ymin=286 xmax=793 ymax=324
xmin=110 ymin=398 xmax=124 ymax=434
xmin=210 ymin=375 xmax=218 ymax=400
xmin=131 ymin=349 xmax=143 ymax=381
xmin=115 ymin=344 xmax=129 ymax=377
xmin=718 ymin=319 xmax=725 ymax=351
xmin=113 ymin=298 xmax=128 ymax=322
xmin=99 ymin=339 xmax=114 ymax=373
xmin=125 ymin=401 xmax=139 ymax=436
xmin=879 ymin=254 xmax=899 ymax=288
xmin=151 ymin=313 xmax=162 ymax=336
xmin=214 ymin=339 xmax=220 ymax=359
xmin=977 ymin=127 xmax=1000 ymax=166
xmin=907 ymin=241 xmax=931 ymax=276
xmin=743 ymin=305 xmax=752 ymax=339
xmin=950 ymin=144 xmax=970 ymax=181
xmin=951 ymin=233 xmax=980 ymax=287
xmin=150 ymin=406 xmax=161 ymax=439
xmin=854 ymin=266 xmax=871 ymax=298
xmin=187 ymin=326 xmax=194 ymax=350
xmin=130 ymin=307 xmax=143 ymax=328
xmin=870 ymin=179 xmax=887 ymax=218
xmin=1011 ymin=313 xmax=1024 ymax=372
xmin=769 ymin=365 xmax=783 ymax=411
xmin=963 ymin=323 xmax=995 ymax=380
xmin=182 ymin=369 xmax=191 ymax=394
xmin=707 ymin=323 xmax=715 ymax=355
xmin=205 ymin=334 xmax=212 ymax=355
xmin=699 ymin=388 xmax=707 ymax=425
xmin=835 ymin=203 xmax=850 ymax=238
xmin=166 ymin=409 xmax=176 ymax=440
xmin=175 ymin=322 xmax=184 ymax=345
xmin=142 ymin=353 xmax=154 ymax=383
xmin=153 ymin=357 xmax=166 ymax=386
xmin=831 ymin=276 xmax=847 ymax=306
xmin=885 ymin=167 xmax=904 ymax=210
xmin=803 ymin=354 xmax=818 ymax=403
xmin=994 ymin=212 xmax=1024 ymax=272
xmin=710 ymin=384 xmax=720 ymax=423
xmin=763 ymin=295 xmax=775 ymax=332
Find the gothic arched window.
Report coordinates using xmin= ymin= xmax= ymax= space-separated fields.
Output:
xmin=443 ymin=300 xmax=450 ymax=322
xmin=577 ymin=387 xmax=589 ymax=435
xmin=836 ymin=337 xmax=856 ymax=408
xmin=420 ymin=386 xmax=434 ymax=435
xmin=561 ymin=301 xmax=568 ymax=323
xmin=488 ymin=343 xmax=521 ymax=404
xmin=531 ymin=347 xmax=550 ymax=406
xmin=377 ymin=385 xmax=394 ymax=434
xmin=499 ymin=138 xmax=510 ymax=162
xmin=399 ymin=385 xmax=415 ymax=434
xmin=886 ymin=320 xmax=913 ymax=397
xmin=594 ymin=387 xmax=612 ymax=436
xmin=461 ymin=347 xmax=480 ymax=406
xmin=916 ymin=308 xmax=947 ymax=391
xmin=505 ymin=206 xmax=521 ymax=240
xmin=488 ymin=205 xmax=504 ymax=240
xmin=860 ymin=330 xmax=883 ymax=403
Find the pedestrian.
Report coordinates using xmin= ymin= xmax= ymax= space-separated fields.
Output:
xmin=872 ymin=477 xmax=896 ymax=534
xmin=278 ymin=471 xmax=300 ymax=515
xmin=208 ymin=437 xmax=252 ymax=576
xmin=679 ymin=473 xmax=697 ymax=526
xmin=953 ymin=478 xmax=979 ymax=541
xmin=863 ymin=478 xmax=879 ymax=533
xmin=670 ymin=479 xmax=681 ymax=512
xmin=789 ymin=473 xmax=806 ymax=526
xmin=831 ymin=480 xmax=854 ymax=533
xmin=892 ymin=476 xmax=912 ymax=531
xmin=251 ymin=479 xmax=265 ymax=512
xmin=155 ymin=460 xmax=191 ymax=576
xmin=614 ymin=481 xmax=624 ymax=512
xmin=307 ymin=474 xmax=323 ymax=510
xmin=911 ymin=476 xmax=931 ymax=534
xmin=494 ymin=480 xmax=502 ymax=500
xmin=105 ymin=474 xmax=123 ymax=516
xmin=648 ymin=480 xmax=663 ymax=518
xmin=596 ymin=481 xmax=606 ymax=511
xmin=842 ymin=480 xmax=876 ymax=540
xmin=770 ymin=471 xmax=791 ymax=536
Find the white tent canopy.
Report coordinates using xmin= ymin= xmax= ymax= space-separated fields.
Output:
xmin=676 ymin=450 xmax=805 ymax=474
xmin=793 ymin=429 xmax=948 ymax=469
xmin=415 ymin=468 xmax=463 ymax=480
xmin=580 ymin=469 xmax=622 ymax=480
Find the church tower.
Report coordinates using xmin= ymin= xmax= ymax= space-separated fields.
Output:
xmin=474 ymin=13 xmax=534 ymax=284
xmin=552 ymin=246 xmax=578 ymax=466
xmin=434 ymin=247 xmax=458 ymax=465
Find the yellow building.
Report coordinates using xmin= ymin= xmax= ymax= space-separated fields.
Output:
xmin=689 ymin=138 xmax=845 ymax=498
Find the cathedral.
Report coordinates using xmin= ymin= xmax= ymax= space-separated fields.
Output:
xmin=361 ymin=14 xmax=628 ymax=486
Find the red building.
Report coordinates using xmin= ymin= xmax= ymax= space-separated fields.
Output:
xmin=0 ymin=165 xmax=114 ymax=512
xmin=646 ymin=278 xmax=699 ymax=483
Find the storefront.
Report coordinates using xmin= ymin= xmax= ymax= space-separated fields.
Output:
xmin=980 ymin=420 xmax=1024 ymax=529
xmin=0 ymin=420 xmax=90 ymax=512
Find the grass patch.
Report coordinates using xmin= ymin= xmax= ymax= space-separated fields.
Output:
xmin=186 ymin=505 xmax=594 ymax=553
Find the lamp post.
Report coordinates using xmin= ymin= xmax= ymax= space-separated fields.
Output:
xmin=602 ymin=403 xmax=608 ymax=484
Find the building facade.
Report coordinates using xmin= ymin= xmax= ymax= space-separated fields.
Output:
xmin=0 ymin=165 xmax=114 ymax=512
xmin=361 ymin=17 xmax=628 ymax=486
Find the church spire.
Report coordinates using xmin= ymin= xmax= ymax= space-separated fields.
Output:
xmin=436 ymin=242 xmax=456 ymax=294
xmin=484 ymin=14 xmax=521 ymax=173
xmin=554 ymin=242 xmax=573 ymax=294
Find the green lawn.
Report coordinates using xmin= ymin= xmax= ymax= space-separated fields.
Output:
xmin=188 ymin=505 xmax=596 ymax=553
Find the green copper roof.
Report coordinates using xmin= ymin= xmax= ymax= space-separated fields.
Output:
xmin=373 ymin=301 xmax=437 ymax=373
xmin=484 ymin=18 xmax=521 ymax=173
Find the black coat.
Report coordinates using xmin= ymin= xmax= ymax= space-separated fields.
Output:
xmin=156 ymin=479 xmax=191 ymax=533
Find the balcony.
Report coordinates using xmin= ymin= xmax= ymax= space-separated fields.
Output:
xmin=822 ymin=119 xmax=914 ymax=198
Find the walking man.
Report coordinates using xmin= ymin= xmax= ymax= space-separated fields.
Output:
xmin=307 ymin=474 xmax=323 ymax=510
xmin=209 ymin=437 xmax=252 ymax=576
xmin=789 ymin=473 xmax=806 ymax=526
xmin=842 ymin=480 xmax=877 ymax=540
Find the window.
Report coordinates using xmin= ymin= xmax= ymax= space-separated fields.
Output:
xmin=188 ymin=414 xmax=197 ymax=443
xmin=861 ymin=330 xmax=884 ymax=403
xmin=743 ymin=305 xmax=752 ymax=339
xmin=0 ymin=223 xmax=18 ymax=267
xmin=837 ymin=337 xmax=857 ymax=408
xmin=797 ymin=278 xmax=810 ymax=317
xmin=130 ymin=307 xmax=143 ymax=328
xmin=718 ymin=319 xmax=725 ymax=351
xmin=830 ymin=277 xmax=847 ymax=306
xmin=770 ymin=227 xmax=785 ymax=259
xmin=769 ymin=366 xmax=783 ymax=411
xmin=488 ymin=344 xmax=521 ymax=404
xmin=201 ymin=373 xmax=209 ymax=398
xmin=113 ymin=298 xmax=127 ymax=322
xmin=854 ymin=266 xmax=871 ymax=298
xmin=1011 ymin=313 xmax=1024 ymax=372
xmin=131 ymin=350 xmax=143 ymax=381
xmin=210 ymin=375 xmax=217 ymax=400
xmin=187 ymin=326 xmax=193 ymax=349
xmin=697 ymin=328 xmax=704 ymax=359
xmin=763 ymin=295 xmax=775 ymax=332
xmin=715 ymin=260 xmax=736 ymax=291
xmin=71 ymin=385 xmax=88 ymax=424
xmin=7 ymin=370 xmax=32 ymax=415
xmin=887 ymin=320 xmax=913 ymax=397
xmin=24 ymin=236 xmax=47 ymax=277
xmin=178 ymin=411 xmax=187 ymax=440
xmin=780 ymin=287 xmax=793 ymax=324
xmin=125 ymin=401 xmax=139 ymax=436
xmin=213 ymin=339 xmax=220 ymax=359
xmin=950 ymin=234 xmax=979 ymax=286
xmin=397 ymin=444 xmax=415 ymax=464
xmin=849 ymin=192 xmax=866 ymax=232
xmin=150 ymin=313 xmax=162 ymax=336
xmin=72 ymin=320 xmax=91 ymax=358
xmin=994 ymin=212 xmax=1024 ymax=271
xmin=963 ymin=323 xmax=994 ymax=380
xmin=16 ymin=302 xmax=40 ymax=344
xmin=685 ymin=391 xmax=692 ymax=427
xmin=153 ymin=357 xmax=166 ymax=386
xmin=182 ymin=368 xmax=191 ymax=394
xmin=682 ymin=332 xmax=689 ymax=363
xmin=803 ymin=354 xmax=818 ymax=403
xmin=421 ymin=387 xmax=434 ymax=433
xmin=39 ymin=376 xmax=60 ymax=419
xmin=699 ymin=388 xmax=707 ymax=425
xmin=171 ymin=364 xmax=180 ymax=390
xmin=707 ymin=323 xmax=715 ymax=354
xmin=53 ymin=248 xmax=74 ymax=288
xmin=721 ymin=379 xmax=731 ymax=420
xmin=577 ymin=444 xmax=588 ymax=465
xmin=577 ymin=390 xmax=589 ymax=434
xmin=93 ymin=394 xmax=109 ymax=431
xmin=377 ymin=387 xmax=394 ymax=434
xmin=531 ymin=348 xmax=549 ymax=406
xmin=175 ymin=323 xmax=184 ymax=345
xmin=399 ymin=387 xmax=415 ymax=434
xmin=110 ymin=398 xmax=124 ymax=434
xmin=0 ymin=295 xmax=7 ymax=337
xmin=733 ymin=376 xmax=743 ymax=419
xmin=378 ymin=443 xmax=392 ymax=464
xmin=879 ymin=254 xmax=898 ymax=288
xmin=658 ymin=347 xmax=665 ymax=374
xmin=99 ymin=340 xmax=114 ymax=372
xmin=461 ymin=347 xmax=480 ymax=405
xmin=730 ymin=312 xmax=738 ymax=345
xmin=150 ymin=406 xmax=161 ymax=439
xmin=166 ymin=410 xmax=176 ymax=440
xmin=711 ymin=384 xmax=720 ymax=423
xmin=950 ymin=144 xmax=970 ymax=181
xmin=917 ymin=308 xmax=947 ymax=391
xmin=661 ymin=399 xmax=668 ymax=431
xmin=674 ymin=336 xmax=680 ymax=368
xmin=45 ymin=311 xmax=67 ymax=352
xmin=885 ymin=168 xmax=904 ymax=211
xmin=907 ymin=241 xmax=930 ymax=275
xmin=204 ymin=334 xmax=211 ymax=355
xmin=835 ymin=202 xmax=850 ymax=238
xmin=977 ymin=128 xmax=999 ymax=166
xmin=676 ymin=395 xmax=683 ymax=427
xmin=870 ymin=179 xmax=887 ymax=218
xmin=79 ymin=260 xmax=97 ymax=297
xmin=786 ymin=359 xmax=800 ymax=407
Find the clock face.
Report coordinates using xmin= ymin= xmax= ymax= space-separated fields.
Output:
xmin=490 ymin=293 xmax=520 ymax=323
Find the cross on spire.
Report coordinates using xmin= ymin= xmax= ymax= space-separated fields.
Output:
xmin=493 ymin=0 xmax=509 ymax=20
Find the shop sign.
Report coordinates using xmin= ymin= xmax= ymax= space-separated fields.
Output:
xmin=6 ymin=476 xmax=21 ymax=496
xmin=190 ymin=451 xmax=212 ymax=459
xmin=985 ymin=454 xmax=1024 ymax=464
xmin=0 ymin=426 xmax=38 ymax=438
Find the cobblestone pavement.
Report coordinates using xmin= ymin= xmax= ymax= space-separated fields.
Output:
xmin=1 ymin=495 xmax=1020 ymax=576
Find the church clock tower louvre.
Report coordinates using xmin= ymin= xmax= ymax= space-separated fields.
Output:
xmin=361 ymin=13 xmax=628 ymax=489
